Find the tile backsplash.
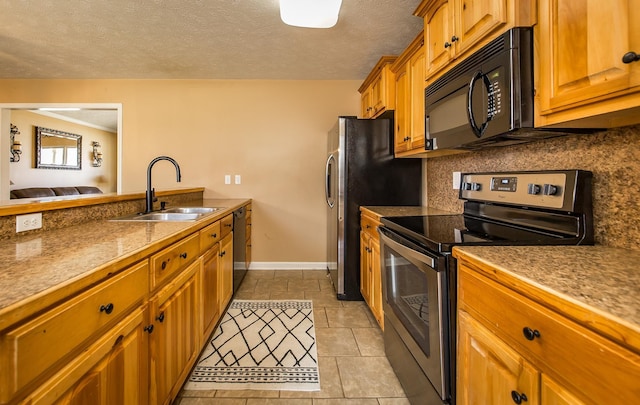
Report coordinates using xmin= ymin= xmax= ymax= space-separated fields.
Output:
xmin=426 ymin=124 xmax=640 ymax=251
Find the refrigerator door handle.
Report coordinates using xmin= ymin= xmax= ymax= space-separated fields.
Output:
xmin=325 ymin=154 xmax=335 ymax=208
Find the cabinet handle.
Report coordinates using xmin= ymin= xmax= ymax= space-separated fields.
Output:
xmin=99 ymin=303 xmax=114 ymax=314
xmin=211 ymin=233 xmax=218 ymax=238
xmin=511 ymin=391 xmax=528 ymax=404
xmin=156 ymin=312 xmax=165 ymax=323
xmin=451 ymin=35 xmax=459 ymax=43
xmin=622 ymin=51 xmax=640 ymax=63
xmin=522 ymin=327 xmax=541 ymax=341
xmin=444 ymin=41 xmax=452 ymax=48
xmin=144 ymin=325 xmax=154 ymax=334
xmin=224 ymin=223 xmax=232 ymax=228
xmin=180 ymin=252 xmax=188 ymax=259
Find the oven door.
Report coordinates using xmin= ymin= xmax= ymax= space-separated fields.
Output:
xmin=378 ymin=226 xmax=449 ymax=401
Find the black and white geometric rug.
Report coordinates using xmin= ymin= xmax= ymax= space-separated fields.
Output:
xmin=185 ymin=300 xmax=320 ymax=391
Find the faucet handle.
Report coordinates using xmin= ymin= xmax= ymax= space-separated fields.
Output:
xmin=151 ymin=187 xmax=158 ymax=203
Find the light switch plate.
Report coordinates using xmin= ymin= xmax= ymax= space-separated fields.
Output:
xmin=235 ymin=175 xmax=241 ymax=185
xmin=225 ymin=175 xmax=231 ymax=185
xmin=453 ymin=171 xmax=461 ymax=190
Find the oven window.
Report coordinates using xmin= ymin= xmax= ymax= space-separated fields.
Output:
xmin=383 ymin=247 xmax=437 ymax=356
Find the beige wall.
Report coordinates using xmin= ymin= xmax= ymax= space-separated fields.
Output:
xmin=8 ymin=110 xmax=116 ymax=194
xmin=425 ymin=124 xmax=640 ymax=251
xmin=0 ymin=79 xmax=361 ymax=264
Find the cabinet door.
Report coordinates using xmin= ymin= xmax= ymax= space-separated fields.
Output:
xmin=218 ymin=231 xmax=234 ymax=314
xmin=359 ymin=231 xmax=372 ymax=305
xmin=201 ymin=245 xmax=220 ymax=340
xmin=150 ymin=260 xmax=201 ymax=405
xmin=537 ymin=0 xmax=639 ymax=115
xmin=369 ymin=237 xmax=383 ymax=329
xmin=26 ymin=308 xmax=149 ymax=405
xmin=454 ymin=0 xmax=507 ymax=55
xmin=540 ymin=374 xmax=587 ymax=405
xmin=424 ymin=0 xmax=453 ymax=78
xmin=394 ymin=65 xmax=410 ymax=153
xmin=457 ymin=311 xmax=540 ymax=405
xmin=361 ymin=87 xmax=372 ymax=118
xmin=409 ymin=46 xmax=426 ymax=150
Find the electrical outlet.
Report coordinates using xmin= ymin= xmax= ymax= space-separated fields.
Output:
xmin=453 ymin=172 xmax=461 ymax=190
xmin=16 ymin=213 xmax=42 ymax=232
xmin=235 ymin=174 xmax=241 ymax=185
xmin=225 ymin=175 xmax=231 ymax=185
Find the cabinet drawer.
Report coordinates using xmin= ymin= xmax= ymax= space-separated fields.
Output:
xmin=151 ymin=233 xmax=199 ymax=289
xmin=361 ymin=214 xmax=381 ymax=239
xmin=199 ymin=220 xmax=221 ymax=252
xmin=220 ymin=214 xmax=233 ymax=238
xmin=459 ymin=266 xmax=640 ymax=404
xmin=0 ymin=261 xmax=148 ymax=402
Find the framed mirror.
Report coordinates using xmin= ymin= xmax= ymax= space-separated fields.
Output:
xmin=35 ymin=126 xmax=82 ymax=170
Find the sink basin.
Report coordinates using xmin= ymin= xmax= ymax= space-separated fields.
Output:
xmin=110 ymin=207 xmax=224 ymax=222
xmin=163 ymin=207 xmax=221 ymax=214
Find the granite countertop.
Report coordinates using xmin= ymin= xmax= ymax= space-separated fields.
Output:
xmin=362 ymin=205 xmax=459 ymax=217
xmin=0 ymin=198 xmax=249 ymax=327
xmin=453 ymin=245 xmax=640 ymax=351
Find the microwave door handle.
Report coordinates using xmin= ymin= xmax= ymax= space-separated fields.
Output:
xmin=467 ymin=71 xmax=492 ymax=137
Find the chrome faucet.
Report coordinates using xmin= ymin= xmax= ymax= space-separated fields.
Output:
xmin=145 ymin=156 xmax=181 ymax=213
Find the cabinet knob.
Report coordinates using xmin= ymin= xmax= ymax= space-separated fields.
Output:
xmin=180 ymin=252 xmax=188 ymax=259
xmin=161 ymin=260 xmax=168 ymax=270
xmin=156 ymin=312 xmax=165 ymax=323
xmin=511 ymin=391 xmax=528 ymax=404
xmin=522 ymin=327 xmax=541 ymax=341
xmin=444 ymin=42 xmax=452 ymax=49
xmin=622 ymin=51 xmax=640 ymax=63
xmin=224 ymin=223 xmax=232 ymax=228
xmin=99 ymin=303 xmax=114 ymax=314
xmin=144 ymin=325 xmax=154 ymax=334
xmin=451 ymin=35 xmax=459 ymax=43
xmin=220 ymin=251 xmax=226 ymax=257
xmin=211 ymin=233 xmax=217 ymax=238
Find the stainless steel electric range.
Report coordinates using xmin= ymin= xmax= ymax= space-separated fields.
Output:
xmin=378 ymin=170 xmax=593 ymax=404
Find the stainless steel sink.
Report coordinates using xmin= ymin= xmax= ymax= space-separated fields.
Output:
xmin=163 ymin=207 xmax=221 ymax=214
xmin=110 ymin=207 xmax=224 ymax=222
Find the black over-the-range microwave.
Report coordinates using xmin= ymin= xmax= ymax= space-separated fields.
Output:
xmin=424 ymin=27 xmax=573 ymax=151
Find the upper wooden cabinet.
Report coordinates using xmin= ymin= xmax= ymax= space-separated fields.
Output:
xmin=535 ymin=0 xmax=640 ymax=128
xmin=359 ymin=56 xmax=397 ymax=118
xmin=392 ymin=32 xmax=427 ymax=157
xmin=415 ymin=0 xmax=536 ymax=83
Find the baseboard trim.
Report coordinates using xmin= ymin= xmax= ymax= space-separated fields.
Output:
xmin=248 ymin=262 xmax=327 ymax=271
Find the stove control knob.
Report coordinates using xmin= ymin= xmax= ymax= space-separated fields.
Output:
xmin=543 ymin=184 xmax=558 ymax=196
xmin=528 ymin=184 xmax=541 ymax=195
xmin=471 ymin=182 xmax=482 ymax=191
xmin=463 ymin=182 xmax=472 ymax=191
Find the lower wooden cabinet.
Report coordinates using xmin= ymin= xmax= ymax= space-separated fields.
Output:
xmin=456 ymin=258 xmax=640 ymax=405
xmin=201 ymin=245 xmax=221 ymax=341
xmin=218 ymin=231 xmax=234 ymax=315
xmin=22 ymin=307 xmax=149 ymax=405
xmin=359 ymin=209 xmax=383 ymax=329
xmin=149 ymin=259 xmax=202 ymax=405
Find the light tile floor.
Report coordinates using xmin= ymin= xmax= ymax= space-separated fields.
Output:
xmin=177 ymin=270 xmax=409 ymax=405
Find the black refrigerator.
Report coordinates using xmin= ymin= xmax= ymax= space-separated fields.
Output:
xmin=325 ymin=116 xmax=422 ymax=300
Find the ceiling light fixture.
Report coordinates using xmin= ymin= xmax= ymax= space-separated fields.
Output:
xmin=279 ymin=0 xmax=342 ymax=28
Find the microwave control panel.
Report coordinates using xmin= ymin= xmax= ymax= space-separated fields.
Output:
xmin=460 ymin=172 xmax=570 ymax=209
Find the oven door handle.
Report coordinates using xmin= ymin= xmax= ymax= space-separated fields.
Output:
xmin=379 ymin=227 xmax=438 ymax=270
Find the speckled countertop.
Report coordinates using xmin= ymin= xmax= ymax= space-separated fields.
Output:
xmin=362 ymin=205 xmax=459 ymax=217
xmin=0 ymin=198 xmax=249 ymax=327
xmin=453 ymin=245 xmax=640 ymax=351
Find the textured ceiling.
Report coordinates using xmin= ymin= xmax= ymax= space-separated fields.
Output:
xmin=0 ymin=0 xmax=424 ymax=80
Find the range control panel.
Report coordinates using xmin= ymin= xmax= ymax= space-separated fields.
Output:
xmin=460 ymin=171 xmax=573 ymax=210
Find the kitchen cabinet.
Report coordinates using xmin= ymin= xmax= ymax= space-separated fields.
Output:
xmin=415 ymin=0 xmax=535 ymax=83
xmin=149 ymin=259 xmax=202 ymax=405
xmin=359 ymin=209 xmax=383 ymax=329
xmin=535 ymin=0 xmax=640 ymax=128
xmin=456 ymin=257 xmax=640 ymax=404
xmin=359 ymin=56 xmax=397 ymax=118
xmin=23 ymin=308 xmax=149 ymax=405
xmin=199 ymin=220 xmax=222 ymax=341
xmin=218 ymin=230 xmax=234 ymax=315
xmin=0 ymin=260 xmax=149 ymax=404
xmin=392 ymin=31 xmax=426 ymax=157
xmin=245 ymin=203 xmax=252 ymax=270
